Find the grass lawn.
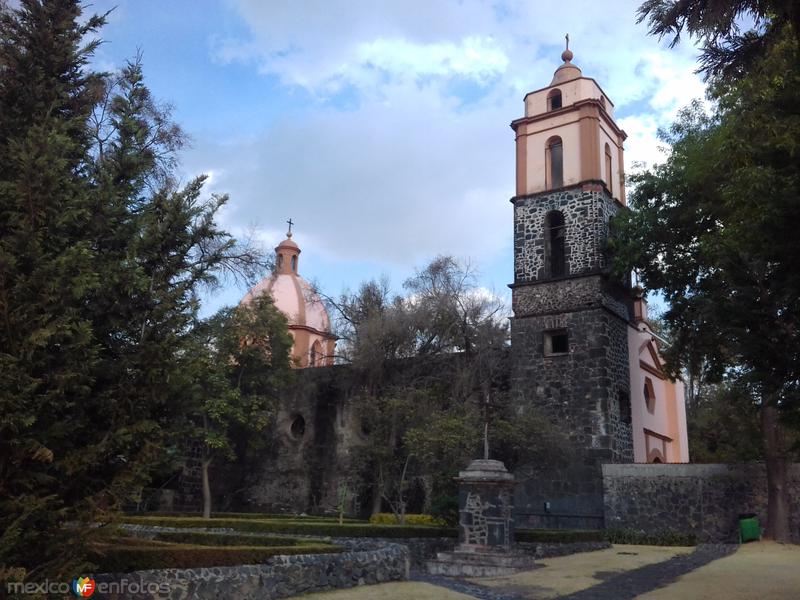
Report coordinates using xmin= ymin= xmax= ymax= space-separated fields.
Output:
xmin=639 ymin=541 xmax=800 ymax=600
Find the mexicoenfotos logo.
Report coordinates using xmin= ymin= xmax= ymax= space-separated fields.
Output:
xmin=71 ymin=576 xmax=96 ymax=597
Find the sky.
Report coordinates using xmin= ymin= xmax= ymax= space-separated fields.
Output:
xmin=84 ymin=0 xmax=708 ymax=316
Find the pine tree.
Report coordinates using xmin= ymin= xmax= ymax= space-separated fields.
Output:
xmin=0 ymin=0 xmax=274 ymax=577
xmin=0 ymin=0 xmax=106 ymax=577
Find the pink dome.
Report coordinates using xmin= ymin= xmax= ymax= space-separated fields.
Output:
xmin=242 ymin=272 xmax=331 ymax=334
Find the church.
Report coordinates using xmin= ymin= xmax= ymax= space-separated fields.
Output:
xmin=239 ymin=45 xmax=689 ymax=525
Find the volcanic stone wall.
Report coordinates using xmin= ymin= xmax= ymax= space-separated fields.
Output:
xmin=603 ymin=463 xmax=800 ymax=542
xmin=510 ymin=184 xmax=633 ymax=529
xmin=513 ymin=185 xmax=621 ymax=283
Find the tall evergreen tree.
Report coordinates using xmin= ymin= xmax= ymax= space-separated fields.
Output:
xmin=0 ymin=0 xmax=273 ymax=578
xmin=0 ymin=0 xmax=106 ymax=577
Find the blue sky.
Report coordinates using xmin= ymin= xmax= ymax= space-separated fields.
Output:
xmin=85 ymin=0 xmax=707 ymax=316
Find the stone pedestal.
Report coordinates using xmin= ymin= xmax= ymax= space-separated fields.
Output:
xmin=426 ymin=459 xmax=536 ymax=577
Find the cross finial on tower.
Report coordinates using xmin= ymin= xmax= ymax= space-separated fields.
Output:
xmin=561 ymin=34 xmax=574 ymax=63
xmin=286 ymin=218 xmax=294 ymax=237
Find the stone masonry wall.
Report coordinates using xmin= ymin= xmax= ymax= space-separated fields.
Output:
xmin=511 ymin=307 xmax=632 ymax=529
xmin=513 ymin=186 xmax=621 ymax=283
xmin=511 ymin=184 xmax=633 ymax=530
xmin=602 ymin=463 xmax=800 ymax=543
xmin=94 ymin=540 xmax=409 ymax=600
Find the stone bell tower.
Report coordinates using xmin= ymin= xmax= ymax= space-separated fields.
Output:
xmin=510 ymin=40 xmax=634 ymax=529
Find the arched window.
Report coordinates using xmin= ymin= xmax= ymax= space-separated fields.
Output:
xmin=291 ymin=255 xmax=297 ymax=273
xmin=644 ymin=377 xmax=656 ymax=413
xmin=604 ymin=143 xmax=613 ymax=195
xmin=310 ymin=340 xmax=322 ymax=366
xmin=544 ymin=210 xmax=566 ymax=278
xmin=547 ymin=88 xmax=562 ymax=111
xmin=545 ymin=136 xmax=563 ymax=189
xmin=277 ymin=254 xmax=284 ymax=270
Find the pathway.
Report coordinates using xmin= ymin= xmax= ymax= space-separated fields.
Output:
xmin=412 ymin=544 xmax=737 ymax=600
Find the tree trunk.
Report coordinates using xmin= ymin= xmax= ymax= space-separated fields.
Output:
xmin=201 ymin=457 xmax=213 ymax=519
xmin=371 ymin=464 xmax=383 ymax=516
xmin=761 ymin=403 xmax=791 ymax=541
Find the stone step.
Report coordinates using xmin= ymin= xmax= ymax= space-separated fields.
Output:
xmin=426 ymin=551 xmax=537 ymax=577
xmin=426 ymin=559 xmax=533 ymax=578
xmin=434 ymin=551 xmax=536 ymax=568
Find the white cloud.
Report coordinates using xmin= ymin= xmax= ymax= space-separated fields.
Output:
xmin=193 ymin=0 xmax=708 ymax=294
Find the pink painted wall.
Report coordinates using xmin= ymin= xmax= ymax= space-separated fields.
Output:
xmin=627 ymin=321 xmax=690 ymax=463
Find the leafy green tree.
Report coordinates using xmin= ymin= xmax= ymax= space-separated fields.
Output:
xmin=611 ymin=26 xmax=799 ymax=540
xmin=330 ymin=256 xmax=563 ymax=521
xmin=687 ymin=381 xmax=764 ymax=463
xmin=186 ymin=295 xmax=293 ymax=518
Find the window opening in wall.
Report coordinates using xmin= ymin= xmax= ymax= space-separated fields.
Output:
xmin=545 ymin=210 xmax=566 ymax=278
xmin=310 ymin=340 xmax=322 ymax=366
xmin=547 ymin=88 xmax=562 ymax=110
xmin=644 ymin=377 xmax=656 ymax=413
xmin=277 ymin=254 xmax=284 ymax=269
xmin=605 ymin=143 xmax=613 ymax=195
xmin=544 ymin=329 xmax=568 ymax=356
xmin=619 ymin=391 xmax=631 ymax=425
xmin=290 ymin=415 xmax=306 ymax=439
xmin=291 ymin=255 xmax=297 ymax=273
xmin=546 ymin=136 xmax=563 ymax=189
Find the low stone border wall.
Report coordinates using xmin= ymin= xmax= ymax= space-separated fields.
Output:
xmin=331 ymin=536 xmax=456 ymax=570
xmin=332 ymin=536 xmax=609 ymax=569
xmin=121 ymin=524 xmax=608 ymax=571
xmin=95 ymin=536 xmax=408 ymax=599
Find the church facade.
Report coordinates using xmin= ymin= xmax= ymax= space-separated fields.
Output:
xmin=232 ymin=46 xmax=689 ymax=525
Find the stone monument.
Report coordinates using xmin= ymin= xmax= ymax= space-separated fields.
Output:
xmin=426 ymin=459 xmax=535 ymax=577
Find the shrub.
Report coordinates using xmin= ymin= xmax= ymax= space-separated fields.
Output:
xmin=368 ymin=513 xmax=447 ymax=526
xmin=152 ymin=531 xmax=321 ymax=547
xmin=89 ymin=540 xmax=342 ymax=572
xmin=515 ymin=529 xmax=606 ymax=544
xmin=131 ymin=511 xmax=365 ymax=523
xmin=605 ymin=528 xmax=697 ymax=546
xmin=429 ymin=495 xmax=459 ymax=526
xmin=122 ymin=516 xmax=458 ymax=539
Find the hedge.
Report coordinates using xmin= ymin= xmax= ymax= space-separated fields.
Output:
xmin=152 ymin=531 xmax=322 ymax=547
xmin=131 ymin=511 xmax=364 ymax=523
xmin=515 ymin=529 xmax=606 ymax=544
xmin=123 ymin=516 xmax=458 ymax=539
xmin=89 ymin=540 xmax=342 ymax=572
xmin=605 ymin=528 xmax=697 ymax=546
xmin=369 ymin=513 xmax=447 ymax=526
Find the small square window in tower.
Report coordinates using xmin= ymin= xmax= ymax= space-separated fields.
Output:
xmin=544 ymin=329 xmax=569 ymax=356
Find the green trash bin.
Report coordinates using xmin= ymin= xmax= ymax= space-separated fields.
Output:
xmin=739 ymin=513 xmax=760 ymax=543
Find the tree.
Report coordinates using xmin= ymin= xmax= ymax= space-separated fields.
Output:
xmin=637 ymin=0 xmax=800 ymax=78
xmin=0 ymin=0 xmax=269 ymax=578
xmin=611 ymin=25 xmax=799 ymax=540
xmin=328 ymin=256 xmax=563 ymax=521
xmin=187 ymin=295 xmax=293 ymax=519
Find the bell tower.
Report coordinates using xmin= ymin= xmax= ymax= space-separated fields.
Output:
xmin=510 ymin=41 xmax=634 ymax=529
